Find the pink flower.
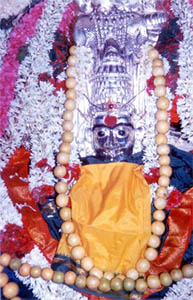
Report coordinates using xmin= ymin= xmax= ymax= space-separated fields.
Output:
xmin=0 ymin=1 xmax=45 ymax=137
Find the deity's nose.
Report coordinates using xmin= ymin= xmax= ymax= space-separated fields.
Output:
xmin=105 ymin=131 xmax=118 ymax=149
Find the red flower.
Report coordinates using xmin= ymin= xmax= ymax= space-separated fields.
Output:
xmin=146 ymin=75 xmax=155 ymax=96
xmin=0 ymin=224 xmax=34 ymax=258
xmin=144 ymin=168 xmax=160 ymax=184
xmin=64 ymin=163 xmax=81 ymax=183
xmin=166 ymin=189 xmax=183 ymax=209
xmin=169 ymin=95 xmax=182 ymax=123
xmin=31 ymin=185 xmax=55 ymax=205
xmin=35 ymin=158 xmax=52 ymax=171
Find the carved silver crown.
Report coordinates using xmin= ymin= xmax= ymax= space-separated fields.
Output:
xmin=73 ymin=3 xmax=167 ymax=117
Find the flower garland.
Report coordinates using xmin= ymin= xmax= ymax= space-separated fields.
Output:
xmin=0 ymin=28 xmax=11 ymax=67
xmin=0 ymin=0 xmax=193 ymax=300
xmin=171 ymin=0 xmax=193 ymax=144
xmin=0 ymin=1 xmax=46 ymax=138
xmin=0 ymin=177 xmax=22 ymax=231
xmin=0 ymin=0 xmax=32 ymax=21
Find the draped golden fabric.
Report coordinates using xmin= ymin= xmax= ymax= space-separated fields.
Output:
xmin=57 ymin=162 xmax=151 ymax=274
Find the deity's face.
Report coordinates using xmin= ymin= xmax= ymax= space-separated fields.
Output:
xmin=92 ymin=114 xmax=135 ymax=161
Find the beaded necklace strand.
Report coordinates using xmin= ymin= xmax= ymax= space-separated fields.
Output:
xmin=0 ymin=45 xmax=193 ymax=300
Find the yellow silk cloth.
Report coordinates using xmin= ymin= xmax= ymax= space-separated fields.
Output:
xmin=57 ymin=162 xmax=151 ymax=274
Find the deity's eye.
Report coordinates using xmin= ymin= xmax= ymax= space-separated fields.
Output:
xmin=98 ymin=130 xmax=106 ymax=137
xmin=118 ymin=130 xmax=126 ymax=137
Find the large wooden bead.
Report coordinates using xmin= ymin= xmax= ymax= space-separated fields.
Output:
xmin=56 ymin=194 xmax=69 ymax=207
xmin=98 ymin=277 xmax=111 ymax=292
xmin=116 ymin=274 xmax=125 ymax=281
xmin=66 ymin=77 xmax=77 ymax=89
xmin=9 ymin=258 xmax=21 ymax=271
xmin=170 ymin=269 xmax=183 ymax=281
xmin=62 ymin=131 xmax=74 ymax=143
xmin=90 ymin=267 xmax=103 ymax=279
xmin=59 ymin=207 xmax=72 ymax=221
xmin=41 ymin=268 xmax=54 ymax=281
xmin=0 ymin=253 xmax=11 ymax=267
xmin=55 ymin=181 xmax=68 ymax=194
xmin=3 ymin=282 xmax=19 ymax=299
xmin=148 ymin=48 xmax=159 ymax=60
xmin=64 ymin=99 xmax=76 ymax=111
xmin=152 ymin=66 xmax=164 ymax=77
xmin=136 ymin=259 xmax=150 ymax=273
xmin=156 ymin=186 xmax=168 ymax=198
xmin=147 ymin=275 xmax=161 ymax=289
xmin=110 ymin=278 xmax=123 ymax=291
xmin=154 ymin=76 xmax=166 ymax=86
xmin=57 ymin=152 xmax=70 ymax=164
xmin=52 ymin=271 xmax=64 ymax=283
xmin=152 ymin=58 xmax=163 ymax=67
xmin=144 ymin=247 xmax=158 ymax=261
xmin=157 ymin=97 xmax=170 ymax=110
xmin=66 ymin=66 xmax=76 ymax=77
xmin=154 ymin=198 xmax=167 ymax=210
xmin=0 ymin=265 xmax=4 ymax=273
xmin=159 ymin=155 xmax=170 ymax=166
xmin=155 ymin=134 xmax=168 ymax=145
xmin=30 ymin=266 xmax=41 ymax=278
xmin=126 ymin=268 xmax=139 ymax=280
xmin=63 ymin=110 xmax=73 ymax=121
xmin=75 ymin=275 xmax=86 ymax=288
xmin=151 ymin=221 xmax=165 ymax=235
xmin=156 ymin=110 xmax=168 ymax=121
xmin=153 ymin=209 xmax=166 ymax=221
xmin=66 ymin=89 xmax=76 ymax=100
xmin=69 ymin=45 xmax=77 ymax=55
xmin=81 ymin=257 xmax=94 ymax=272
xmin=182 ymin=264 xmax=193 ymax=278
xmin=64 ymin=271 xmax=76 ymax=285
xmin=160 ymin=272 xmax=172 ymax=286
xmin=123 ymin=278 xmax=135 ymax=291
xmin=148 ymin=234 xmax=161 ymax=248
xmin=59 ymin=142 xmax=71 ymax=153
xmin=63 ymin=120 xmax=73 ymax=131
xmin=103 ymin=272 xmax=114 ymax=281
xmin=0 ymin=273 xmax=9 ymax=287
xmin=19 ymin=263 xmax=31 ymax=277
xmin=160 ymin=165 xmax=172 ymax=177
xmin=154 ymin=86 xmax=166 ymax=97
xmin=71 ymin=246 xmax=85 ymax=260
xmin=156 ymin=120 xmax=170 ymax=134
xmin=135 ymin=278 xmax=147 ymax=292
xmin=158 ymin=175 xmax=170 ymax=187
xmin=54 ymin=165 xmax=67 ymax=178
xmin=61 ymin=221 xmax=75 ymax=234
xmin=86 ymin=275 xmax=100 ymax=290
xmin=67 ymin=55 xmax=77 ymax=66
xmin=67 ymin=233 xmax=81 ymax=247
xmin=157 ymin=144 xmax=170 ymax=155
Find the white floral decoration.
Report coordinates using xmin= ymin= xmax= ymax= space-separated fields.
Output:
xmin=163 ymin=277 xmax=193 ymax=300
xmin=171 ymin=0 xmax=193 ymax=145
xmin=0 ymin=177 xmax=23 ymax=231
xmin=0 ymin=28 xmax=11 ymax=67
xmin=0 ymin=0 xmax=32 ymax=20
xmin=15 ymin=246 xmax=88 ymax=300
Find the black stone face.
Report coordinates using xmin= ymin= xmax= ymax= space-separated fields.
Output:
xmin=92 ymin=122 xmax=135 ymax=161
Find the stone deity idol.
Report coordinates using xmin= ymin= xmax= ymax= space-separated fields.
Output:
xmin=54 ymin=2 xmax=168 ymax=298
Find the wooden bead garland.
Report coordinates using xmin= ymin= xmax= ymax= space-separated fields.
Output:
xmin=1 ymin=45 xmax=192 ymax=298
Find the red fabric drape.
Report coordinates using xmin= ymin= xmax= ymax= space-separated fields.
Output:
xmin=1 ymin=147 xmax=58 ymax=263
